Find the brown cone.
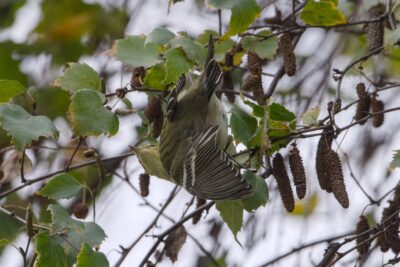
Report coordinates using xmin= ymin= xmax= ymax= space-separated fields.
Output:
xmin=378 ymin=202 xmax=399 ymax=252
xmin=242 ymin=73 xmax=265 ymax=105
xmin=354 ymin=83 xmax=370 ymax=124
xmin=73 ymin=203 xmax=89 ymax=219
xmin=139 ymin=173 xmax=150 ymax=197
xmin=247 ymin=51 xmax=263 ymax=75
xmin=131 ymin=66 xmax=146 ymax=88
xmin=279 ymin=33 xmax=296 ymax=76
xmin=273 ymin=153 xmax=295 ymax=212
xmin=371 ymin=95 xmax=384 ymax=128
xmin=144 ymin=96 xmax=164 ymax=138
xmin=192 ymin=198 xmax=206 ymax=224
xmin=316 ymin=127 xmax=334 ymax=192
xmin=326 ymin=149 xmax=349 ymax=208
xmin=356 ymin=215 xmax=372 ymax=255
xmin=366 ymin=4 xmax=385 ymax=52
xmin=288 ymin=144 xmax=307 ymax=199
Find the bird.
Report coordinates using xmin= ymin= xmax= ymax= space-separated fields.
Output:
xmin=159 ymin=36 xmax=252 ymax=200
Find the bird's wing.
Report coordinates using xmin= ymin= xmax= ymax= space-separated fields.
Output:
xmin=182 ymin=126 xmax=252 ymax=200
xmin=166 ymin=74 xmax=186 ymax=122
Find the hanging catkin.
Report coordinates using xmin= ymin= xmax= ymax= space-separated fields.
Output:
xmin=273 ymin=153 xmax=295 ymax=212
xmin=354 ymin=83 xmax=370 ymax=124
xmin=278 ymin=33 xmax=296 ymax=76
xmin=356 ymin=215 xmax=372 ymax=255
xmin=366 ymin=4 xmax=385 ymax=52
xmin=288 ymin=144 xmax=307 ymax=199
xmin=371 ymin=94 xmax=384 ymax=127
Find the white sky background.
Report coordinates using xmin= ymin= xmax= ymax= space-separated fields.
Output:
xmin=1 ymin=0 xmax=400 ymax=266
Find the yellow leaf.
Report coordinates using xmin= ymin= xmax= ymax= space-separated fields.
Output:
xmin=291 ymin=193 xmax=318 ymax=216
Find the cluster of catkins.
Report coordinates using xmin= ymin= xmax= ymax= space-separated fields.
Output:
xmin=355 ymin=186 xmax=400 ymax=258
xmin=217 ymin=44 xmax=244 ymax=103
xmin=272 ymin=143 xmax=307 ymax=212
xmin=354 ymin=82 xmax=385 ymax=127
xmin=272 ymin=126 xmax=350 ymax=211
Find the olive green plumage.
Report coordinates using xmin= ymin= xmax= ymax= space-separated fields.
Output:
xmin=159 ymin=37 xmax=252 ymax=200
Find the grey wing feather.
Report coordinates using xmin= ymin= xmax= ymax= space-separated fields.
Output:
xmin=182 ymin=126 xmax=252 ymax=200
xmin=166 ymin=74 xmax=186 ymax=122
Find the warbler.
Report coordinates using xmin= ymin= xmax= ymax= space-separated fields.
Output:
xmin=159 ymin=36 xmax=252 ymax=200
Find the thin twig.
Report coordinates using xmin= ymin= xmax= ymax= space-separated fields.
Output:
xmin=114 ymin=186 xmax=179 ymax=267
xmin=138 ymin=201 xmax=215 ymax=267
xmin=64 ymin=137 xmax=84 ymax=171
xmin=260 ymin=231 xmax=354 ymax=266
xmin=0 ymin=151 xmax=135 ymax=200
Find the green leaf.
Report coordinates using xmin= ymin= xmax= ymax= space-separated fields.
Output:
xmin=302 ymin=107 xmax=320 ymax=126
xmin=390 ymin=150 xmax=400 ymax=170
xmin=162 ymin=47 xmax=194 ymax=85
xmin=69 ymin=89 xmax=119 ymax=136
xmin=241 ymin=171 xmax=269 ymax=212
xmin=207 ymin=0 xmax=239 ymax=9
xmin=146 ymin=27 xmax=175 ymax=45
xmin=269 ymin=103 xmax=296 ymax=122
xmin=215 ymin=200 xmax=243 ymax=238
xmin=241 ymin=30 xmax=278 ymax=59
xmin=37 ymin=173 xmax=83 ymax=199
xmin=30 ymin=87 xmax=70 ymax=120
xmin=300 ymin=0 xmax=347 ymax=26
xmin=268 ymin=120 xmax=291 ymax=137
xmin=35 ymin=232 xmax=68 ymax=267
xmin=225 ymin=0 xmax=260 ymax=37
xmin=48 ymin=205 xmax=106 ymax=257
xmin=53 ymin=63 xmax=100 ymax=93
xmin=143 ymin=63 xmax=167 ymax=90
xmin=230 ymin=108 xmax=258 ymax=146
xmin=77 ymin=243 xmax=109 ymax=267
xmin=170 ymin=35 xmax=206 ymax=66
xmin=0 ymin=103 xmax=59 ymax=150
xmin=243 ymin=100 xmax=265 ymax=117
xmin=0 ymin=80 xmax=26 ymax=103
xmin=110 ymin=35 xmax=161 ymax=68
xmin=0 ymin=212 xmax=23 ymax=252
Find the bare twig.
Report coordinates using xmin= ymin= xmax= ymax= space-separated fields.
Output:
xmin=114 ymin=186 xmax=179 ymax=267
xmin=0 ymin=151 xmax=135 ymax=200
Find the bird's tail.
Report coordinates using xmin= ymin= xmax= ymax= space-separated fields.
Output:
xmin=199 ymin=35 xmax=222 ymax=99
